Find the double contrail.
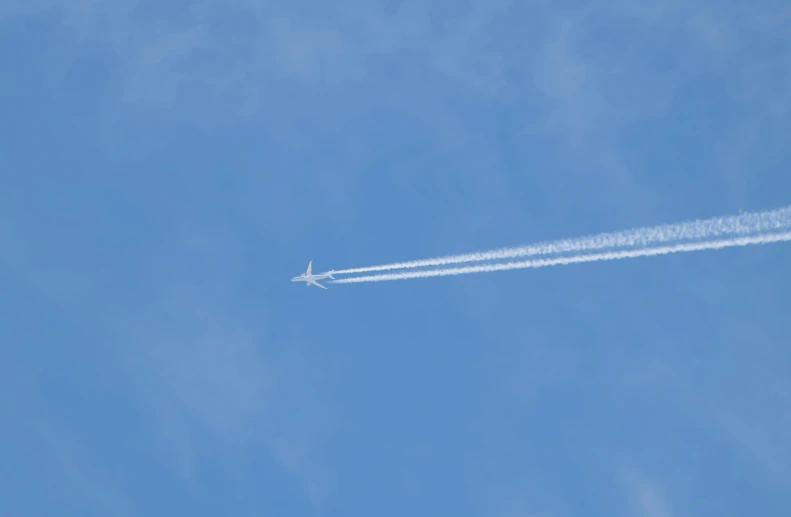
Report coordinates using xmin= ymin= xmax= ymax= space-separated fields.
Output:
xmin=327 ymin=205 xmax=791 ymax=285
xmin=330 ymin=206 xmax=791 ymax=275
xmin=330 ymin=232 xmax=791 ymax=284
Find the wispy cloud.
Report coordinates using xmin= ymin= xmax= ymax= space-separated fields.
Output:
xmin=31 ymin=422 xmax=138 ymax=517
xmin=714 ymin=407 xmax=791 ymax=488
xmin=0 ymin=381 xmax=136 ymax=517
xmin=105 ymin=226 xmax=338 ymax=505
xmin=8 ymin=1 xmax=787 ymax=124
xmin=620 ymin=463 xmax=674 ymax=517
xmin=0 ymin=212 xmax=337 ymax=506
xmin=10 ymin=0 xmax=785 ymax=214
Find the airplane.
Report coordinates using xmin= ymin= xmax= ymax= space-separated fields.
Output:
xmin=291 ymin=261 xmax=335 ymax=289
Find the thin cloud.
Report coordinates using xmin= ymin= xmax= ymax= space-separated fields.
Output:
xmin=621 ymin=464 xmax=674 ymax=517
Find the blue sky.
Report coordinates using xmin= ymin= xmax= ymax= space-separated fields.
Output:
xmin=1 ymin=1 xmax=790 ymax=516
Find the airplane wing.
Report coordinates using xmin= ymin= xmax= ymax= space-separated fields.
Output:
xmin=308 ymin=278 xmax=328 ymax=289
xmin=306 ymin=261 xmax=313 ymax=275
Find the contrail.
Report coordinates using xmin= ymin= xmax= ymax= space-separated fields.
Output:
xmin=329 ymin=232 xmax=791 ymax=284
xmin=331 ymin=206 xmax=791 ymax=275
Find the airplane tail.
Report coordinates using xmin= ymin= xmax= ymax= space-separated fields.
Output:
xmin=328 ymin=272 xmax=335 ymax=279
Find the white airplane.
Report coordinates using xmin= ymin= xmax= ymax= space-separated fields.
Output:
xmin=291 ymin=261 xmax=334 ymax=289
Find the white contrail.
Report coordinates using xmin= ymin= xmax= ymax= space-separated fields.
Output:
xmin=330 ymin=205 xmax=791 ymax=275
xmin=329 ymin=232 xmax=791 ymax=284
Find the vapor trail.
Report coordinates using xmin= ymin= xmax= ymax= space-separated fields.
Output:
xmin=330 ymin=232 xmax=791 ymax=284
xmin=331 ymin=206 xmax=791 ymax=275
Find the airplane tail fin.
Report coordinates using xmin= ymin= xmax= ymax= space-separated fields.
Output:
xmin=328 ymin=272 xmax=335 ymax=279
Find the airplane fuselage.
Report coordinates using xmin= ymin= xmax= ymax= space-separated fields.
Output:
xmin=291 ymin=261 xmax=334 ymax=289
xmin=291 ymin=273 xmax=332 ymax=284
